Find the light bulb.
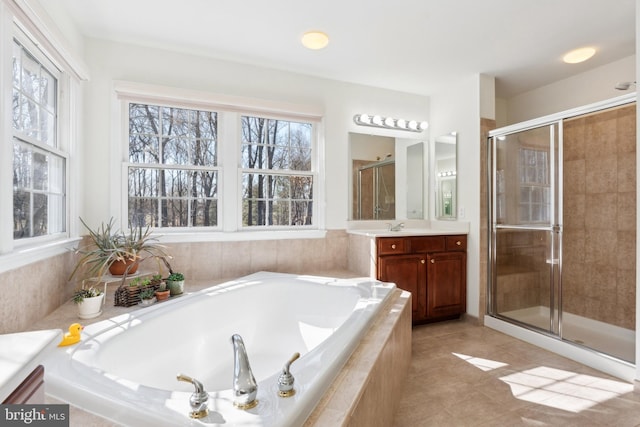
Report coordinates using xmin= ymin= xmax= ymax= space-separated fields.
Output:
xmin=359 ymin=114 xmax=370 ymax=124
xmin=372 ymin=115 xmax=383 ymax=126
xmin=396 ymin=119 xmax=407 ymax=129
xmin=419 ymin=121 xmax=429 ymax=130
xmin=384 ymin=117 xmax=395 ymax=127
xmin=408 ymin=120 xmax=418 ymax=130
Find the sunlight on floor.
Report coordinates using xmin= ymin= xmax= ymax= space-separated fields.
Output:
xmin=453 ymin=353 xmax=634 ymax=413
xmin=452 ymin=352 xmax=508 ymax=371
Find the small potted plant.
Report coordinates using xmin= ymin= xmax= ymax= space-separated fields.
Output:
xmin=73 ymin=285 xmax=104 ymax=319
xmin=155 ymin=280 xmax=171 ymax=301
xmin=138 ymin=288 xmax=156 ymax=306
xmin=166 ymin=272 xmax=185 ymax=296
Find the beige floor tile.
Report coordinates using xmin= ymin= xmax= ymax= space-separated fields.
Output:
xmin=393 ymin=319 xmax=640 ymax=427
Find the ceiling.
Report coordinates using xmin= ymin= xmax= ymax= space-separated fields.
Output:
xmin=47 ymin=0 xmax=636 ymax=98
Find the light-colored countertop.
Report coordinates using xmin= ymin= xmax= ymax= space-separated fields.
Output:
xmin=346 ymin=219 xmax=470 ymax=237
xmin=0 ymin=328 xmax=61 ymax=402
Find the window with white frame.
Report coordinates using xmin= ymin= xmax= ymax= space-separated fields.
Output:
xmin=127 ymin=103 xmax=219 ymax=228
xmin=124 ymin=98 xmax=317 ymax=231
xmin=518 ymin=147 xmax=549 ymax=223
xmin=241 ymin=115 xmax=313 ymax=227
xmin=11 ymin=36 xmax=66 ymax=240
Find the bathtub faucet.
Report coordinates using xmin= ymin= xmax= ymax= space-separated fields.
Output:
xmin=231 ymin=334 xmax=258 ymax=410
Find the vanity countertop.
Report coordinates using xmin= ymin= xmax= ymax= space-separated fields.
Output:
xmin=0 ymin=328 xmax=61 ymax=402
xmin=347 ymin=228 xmax=468 ymax=237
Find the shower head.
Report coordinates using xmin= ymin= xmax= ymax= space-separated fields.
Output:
xmin=615 ymin=81 xmax=636 ymax=90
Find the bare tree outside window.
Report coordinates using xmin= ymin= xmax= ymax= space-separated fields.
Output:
xmin=128 ymin=103 xmax=218 ymax=228
xmin=241 ymin=116 xmax=313 ymax=227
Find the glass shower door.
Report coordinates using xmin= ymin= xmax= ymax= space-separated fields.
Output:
xmin=489 ymin=123 xmax=561 ymax=335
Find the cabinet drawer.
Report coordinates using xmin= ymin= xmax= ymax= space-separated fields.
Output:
xmin=377 ymin=237 xmax=407 ymax=255
xmin=410 ymin=236 xmax=445 ymax=252
xmin=445 ymin=235 xmax=467 ymax=251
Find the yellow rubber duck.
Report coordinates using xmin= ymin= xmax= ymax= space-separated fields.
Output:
xmin=58 ymin=323 xmax=83 ymax=347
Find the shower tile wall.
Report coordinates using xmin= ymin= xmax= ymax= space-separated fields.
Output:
xmin=563 ymin=104 xmax=636 ymax=330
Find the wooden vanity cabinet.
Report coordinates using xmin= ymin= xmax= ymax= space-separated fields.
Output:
xmin=377 ymin=235 xmax=466 ymax=324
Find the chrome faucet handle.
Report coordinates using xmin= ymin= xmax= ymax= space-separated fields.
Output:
xmin=277 ymin=352 xmax=300 ymax=397
xmin=177 ymin=374 xmax=209 ymax=419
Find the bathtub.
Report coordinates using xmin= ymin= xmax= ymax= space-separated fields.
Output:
xmin=43 ymin=271 xmax=396 ymax=426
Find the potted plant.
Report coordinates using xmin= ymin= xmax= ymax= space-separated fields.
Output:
xmin=155 ymin=279 xmax=171 ymax=301
xmin=138 ymin=288 xmax=156 ymax=306
xmin=166 ymin=272 xmax=185 ymax=296
xmin=73 ymin=286 xmax=104 ymax=319
xmin=69 ymin=217 xmax=170 ymax=282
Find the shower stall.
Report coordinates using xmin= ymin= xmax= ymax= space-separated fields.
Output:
xmin=487 ymin=95 xmax=636 ymax=368
xmin=355 ymin=158 xmax=395 ymax=220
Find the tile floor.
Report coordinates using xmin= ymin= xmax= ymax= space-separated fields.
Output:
xmin=392 ymin=319 xmax=640 ymax=427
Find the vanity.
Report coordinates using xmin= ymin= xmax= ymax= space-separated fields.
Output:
xmin=347 ymin=225 xmax=468 ymax=324
xmin=348 ymin=128 xmax=464 ymax=324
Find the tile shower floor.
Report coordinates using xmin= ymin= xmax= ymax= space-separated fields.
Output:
xmin=392 ymin=319 xmax=640 ymax=427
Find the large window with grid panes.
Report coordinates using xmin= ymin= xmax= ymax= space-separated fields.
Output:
xmin=125 ymin=100 xmax=316 ymax=231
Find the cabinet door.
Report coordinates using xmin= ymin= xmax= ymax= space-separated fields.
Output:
xmin=426 ymin=251 xmax=466 ymax=319
xmin=378 ymin=254 xmax=427 ymax=321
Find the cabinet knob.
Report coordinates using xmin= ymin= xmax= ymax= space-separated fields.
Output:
xmin=456 ymin=240 xmax=462 ymax=246
xmin=430 ymin=259 xmax=435 ymax=264
xmin=391 ymin=244 xmax=396 ymax=249
xmin=421 ymin=259 xmax=425 ymax=264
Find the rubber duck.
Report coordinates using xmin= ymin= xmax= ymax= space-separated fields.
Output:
xmin=58 ymin=323 xmax=83 ymax=347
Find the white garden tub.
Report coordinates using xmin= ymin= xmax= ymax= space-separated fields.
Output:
xmin=44 ymin=271 xmax=395 ymax=426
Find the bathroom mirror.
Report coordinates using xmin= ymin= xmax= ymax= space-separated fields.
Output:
xmin=434 ymin=132 xmax=457 ymax=219
xmin=349 ymin=132 xmax=426 ymax=220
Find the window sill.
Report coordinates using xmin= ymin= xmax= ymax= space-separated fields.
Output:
xmin=0 ymin=238 xmax=81 ymax=275
xmin=155 ymin=229 xmax=327 ymax=244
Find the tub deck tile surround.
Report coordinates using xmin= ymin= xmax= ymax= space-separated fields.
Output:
xmin=303 ymin=289 xmax=412 ymax=426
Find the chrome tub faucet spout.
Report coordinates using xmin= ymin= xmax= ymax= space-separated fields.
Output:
xmin=231 ymin=334 xmax=258 ymax=409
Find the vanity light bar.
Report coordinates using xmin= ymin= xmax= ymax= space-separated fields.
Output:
xmin=353 ymin=114 xmax=429 ymax=133
xmin=437 ymin=170 xmax=457 ymax=177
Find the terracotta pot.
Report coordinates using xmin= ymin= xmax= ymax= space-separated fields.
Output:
xmin=109 ymin=258 xmax=139 ymax=276
xmin=155 ymin=289 xmax=170 ymax=301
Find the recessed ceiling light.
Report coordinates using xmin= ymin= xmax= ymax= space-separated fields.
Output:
xmin=301 ymin=31 xmax=329 ymax=50
xmin=563 ymin=47 xmax=596 ymax=64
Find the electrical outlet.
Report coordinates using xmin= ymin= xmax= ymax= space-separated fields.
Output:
xmin=458 ymin=207 xmax=465 ymax=218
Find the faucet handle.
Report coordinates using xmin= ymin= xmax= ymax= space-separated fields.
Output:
xmin=277 ymin=352 xmax=300 ymax=397
xmin=177 ymin=374 xmax=209 ymax=419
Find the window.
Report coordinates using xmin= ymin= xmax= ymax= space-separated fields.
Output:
xmin=11 ymin=37 xmax=66 ymax=239
xmin=123 ymin=94 xmax=319 ymax=232
xmin=127 ymin=103 xmax=218 ymax=228
xmin=241 ymin=116 xmax=313 ymax=227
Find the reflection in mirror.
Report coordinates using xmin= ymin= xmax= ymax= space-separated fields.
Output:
xmin=351 ymin=134 xmax=396 ymax=220
xmin=349 ymin=133 xmax=426 ymax=220
xmin=406 ymin=143 xmax=424 ymax=219
xmin=435 ymin=133 xmax=457 ymax=219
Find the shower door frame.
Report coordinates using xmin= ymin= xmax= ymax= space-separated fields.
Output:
xmin=487 ymin=121 xmax=562 ymax=338
xmin=487 ymin=93 xmax=636 ymax=351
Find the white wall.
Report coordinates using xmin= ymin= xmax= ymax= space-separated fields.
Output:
xmin=429 ymin=74 xmax=484 ymax=318
xmin=505 ymin=55 xmax=636 ymax=124
xmin=81 ymin=38 xmax=430 ymax=230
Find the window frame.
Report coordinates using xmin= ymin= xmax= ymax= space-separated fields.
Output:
xmin=11 ymin=30 xmax=68 ymax=244
xmin=115 ymin=82 xmax=325 ymax=239
xmin=0 ymin=2 xmax=87 ymax=272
